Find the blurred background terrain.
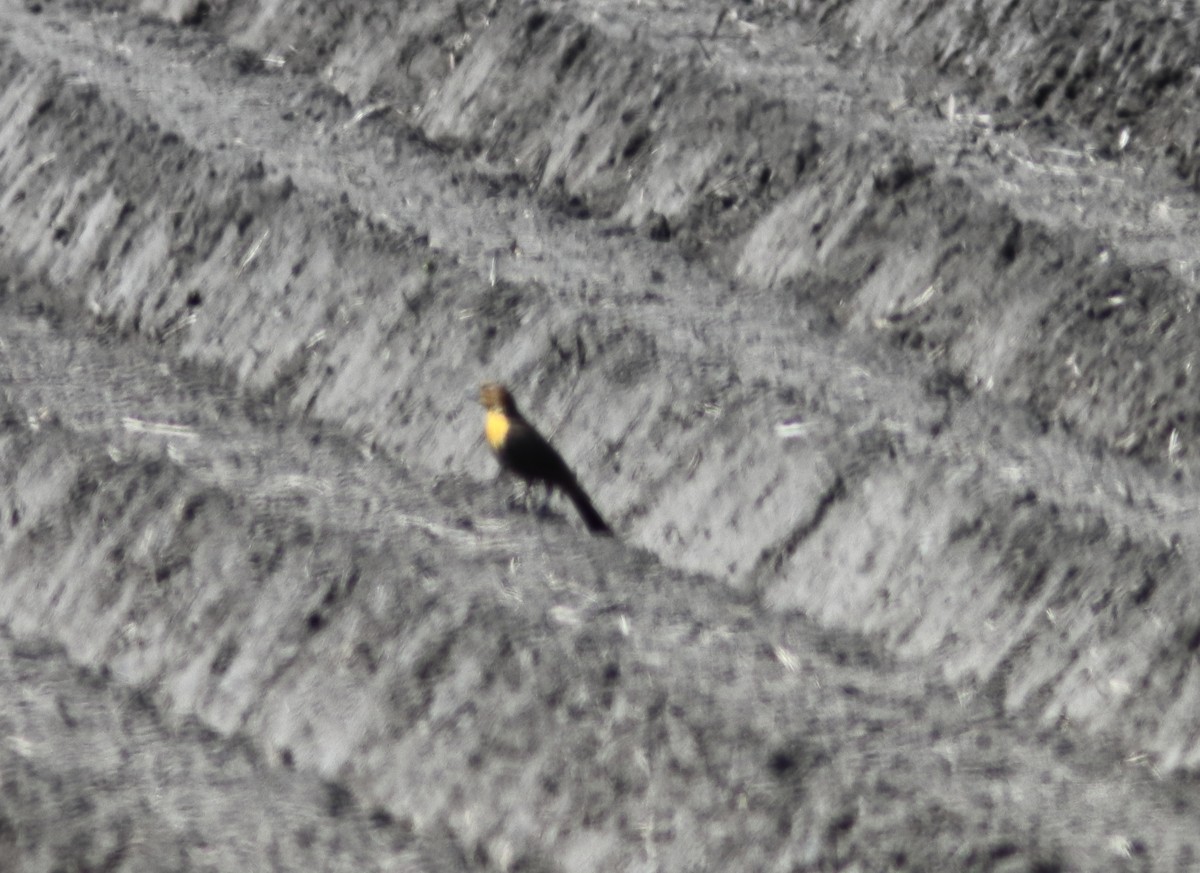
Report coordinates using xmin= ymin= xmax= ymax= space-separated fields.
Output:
xmin=3 ymin=0 xmax=1200 ymax=869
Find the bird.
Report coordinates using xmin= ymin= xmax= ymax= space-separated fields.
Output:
xmin=478 ymin=382 xmax=612 ymax=535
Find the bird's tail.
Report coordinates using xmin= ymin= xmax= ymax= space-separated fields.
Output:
xmin=563 ymin=479 xmax=612 ymax=535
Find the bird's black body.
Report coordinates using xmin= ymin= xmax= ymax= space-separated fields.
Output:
xmin=479 ymin=382 xmax=612 ymax=535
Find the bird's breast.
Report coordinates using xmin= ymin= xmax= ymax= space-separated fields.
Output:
xmin=485 ymin=409 xmax=510 ymax=452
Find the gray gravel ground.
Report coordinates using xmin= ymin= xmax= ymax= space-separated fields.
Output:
xmin=3 ymin=0 xmax=1200 ymax=869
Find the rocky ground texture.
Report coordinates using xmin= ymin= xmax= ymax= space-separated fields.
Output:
xmin=3 ymin=0 xmax=1200 ymax=870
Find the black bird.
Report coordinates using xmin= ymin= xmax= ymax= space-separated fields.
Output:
xmin=478 ymin=382 xmax=612 ymax=535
